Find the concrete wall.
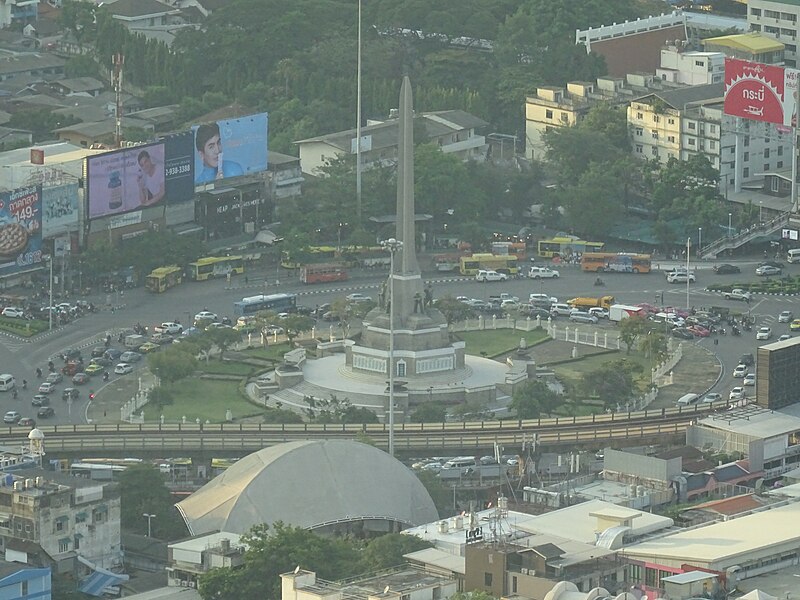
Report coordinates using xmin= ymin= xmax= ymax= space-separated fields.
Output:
xmin=604 ymin=448 xmax=681 ymax=482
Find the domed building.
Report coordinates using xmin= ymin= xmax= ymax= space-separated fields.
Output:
xmin=176 ymin=440 xmax=438 ymax=536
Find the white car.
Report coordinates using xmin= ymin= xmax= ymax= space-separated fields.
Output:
xmin=1 ymin=307 xmax=24 ymax=318
xmin=569 ymin=312 xmax=599 ymax=324
xmin=729 ymin=387 xmax=745 ymax=400
xmin=733 ymin=364 xmax=748 ymax=378
xmin=703 ymin=393 xmax=722 ymax=403
xmin=476 ymin=270 xmax=507 ymax=282
xmin=528 ymin=267 xmax=560 ymax=279
xmin=346 ymin=293 xmax=372 ymax=303
xmin=756 ymin=326 xmax=772 ymax=340
xmin=529 ymin=293 xmax=559 ymax=305
xmin=588 ymin=307 xmax=609 ymax=319
xmin=114 ymin=363 xmax=133 ymax=375
xmin=154 ymin=322 xmax=183 ymax=335
xmin=666 ymin=272 xmax=696 ymax=284
xmin=3 ymin=411 xmax=20 ymax=424
xmin=779 ymin=311 xmax=793 ymax=323
xmin=756 ymin=265 xmax=781 ymax=276
xmin=743 ymin=373 xmax=756 ymax=386
xmin=194 ymin=311 xmax=218 ymax=322
xmin=724 ymin=289 xmax=752 ymax=302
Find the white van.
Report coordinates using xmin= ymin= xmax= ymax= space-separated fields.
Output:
xmin=677 ymin=393 xmax=700 ymax=406
xmin=788 ymin=249 xmax=800 ymax=264
xmin=550 ymin=303 xmax=572 ymax=316
xmin=441 ymin=456 xmax=476 ymax=470
xmin=0 ymin=374 xmax=15 ymax=391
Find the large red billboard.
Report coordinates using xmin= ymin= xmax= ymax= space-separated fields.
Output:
xmin=724 ymin=58 xmax=798 ymax=126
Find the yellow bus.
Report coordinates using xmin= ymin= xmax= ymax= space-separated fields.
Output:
xmin=188 ymin=256 xmax=245 ymax=281
xmin=459 ymin=253 xmax=519 ymax=276
xmin=537 ymin=236 xmax=604 ymax=258
xmin=145 ymin=265 xmax=183 ymax=293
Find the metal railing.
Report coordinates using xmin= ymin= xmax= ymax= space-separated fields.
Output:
xmin=699 ymin=212 xmax=790 ymax=259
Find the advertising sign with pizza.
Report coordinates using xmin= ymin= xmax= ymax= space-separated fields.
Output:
xmin=724 ymin=58 xmax=799 ymax=126
xmin=0 ymin=185 xmax=43 ymax=277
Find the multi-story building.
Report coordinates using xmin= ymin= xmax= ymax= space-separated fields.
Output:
xmin=0 ymin=563 xmax=50 ymax=600
xmin=525 ymin=74 xmax=683 ymax=161
xmin=702 ymin=32 xmax=785 ymax=65
xmin=0 ymin=471 xmax=122 ymax=572
xmin=747 ymin=0 xmax=800 ymax=67
xmin=167 ymin=532 xmax=245 ymax=589
xmin=656 ymin=44 xmax=724 ymax=85
xmin=281 ymin=567 xmax=458 ymax=600
xmin=294 ymin=110 xmax=488 ymax=175
xmin=0 ymin=0 xmax=38 ymax=29
xmin=627 ymin=83 xmax=794 ymax=193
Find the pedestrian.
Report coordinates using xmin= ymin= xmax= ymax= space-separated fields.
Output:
xmin=245 ymin=275 xmax=249 ymax=285
xmin=714 ymin=338 xmax=719 ymax=346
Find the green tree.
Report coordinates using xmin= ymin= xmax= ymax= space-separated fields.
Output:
xmin=281 ymin=314 xmax=315 ymax=345
xmin=581 ymin=360 xmax=638 ymax=409
xmin=117 ymin=464 xmax=187 ymax=539
xmin=361 ymin=534 xmax=432 ymax=571
xmin=618 ymin=315 xmax=649 ymax=353
xmin=411 ymin=402 xmax=448 ymax=423
xmin=8 ymin=108 xmax=80 ymax=142
xmin=433 ymin=296 xmax=476 ymax=324
xmin=148 ymin=347 xmax=197 ymax=385
xmin=640 ymin=331 xmax=668 ymax=362
xmin=511 ymin=380 xmax=560 ymax=418
xmin=414 ymin=470 xmax=449 ymax=517
xmin=205 ymin=327 xmax=243 ymax=360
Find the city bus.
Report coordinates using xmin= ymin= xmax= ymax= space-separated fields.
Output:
xmin=280 ymin=246 xmax=337 ymax=269
xmin=581 ymin=252 xmax=652 ymax=274
xmin=433 ymin=253 xmax=464 ymax=272
xmin=145 ymin=265 xmax=183 ymax=293
xmin=537 ymin=236 xmax=605 ymax=258
xmin=301 ymin=263 xmax=348 ymax=284
xmin=188 ymin=256 xmax=245 ymax=281
xmin=233 ymin=293 xmax=297 ymax=316
xmin=459 ymin=253 xmax=519 ymax=276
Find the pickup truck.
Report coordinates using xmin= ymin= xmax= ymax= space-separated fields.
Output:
xmin=724 ymin=288 xmax=752 ymax=302
xmin=489 ymin=293 xmax=519 ymax=304
xmin=476 ymin=270 xmax=508 ymax=282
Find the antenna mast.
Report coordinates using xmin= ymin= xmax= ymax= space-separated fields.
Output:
xmin=113 ymin=53 xmax=124 ymax=148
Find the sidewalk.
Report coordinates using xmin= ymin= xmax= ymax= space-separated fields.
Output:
xmin=86 ymin=370 xmax=156 ymax=424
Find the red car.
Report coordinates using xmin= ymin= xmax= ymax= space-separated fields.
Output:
xmin=687 ymin=325 xmax=710 ymax=337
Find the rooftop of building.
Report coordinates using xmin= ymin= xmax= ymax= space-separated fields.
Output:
xmin=168 ymin=531 xmax=243 ymax=553
xmin=403 ymin=547 xmax=465 ymax=575
xmin=287 ymin=566 xmax=452 ymax=600
xmin=702 ymin=32 xmax=785 ymax=53
xmin=694 ymin=403 xmax=800 ymax=440
xmin=107 ymin=0 xmax=180 ymax=18
xmin=116 ymin=587 xmax=200 ymax=600
xmin=687 ymin=493 xmax=766 ymax=516
xmin=0 ymin=52 xmax=64 ymax=76
xmin=635 ymin=82 xmax=724 ymax=110
xmin=52 ymin=77 xmax=105 ymax=93
xmin=622 ymin=499 xmax=800 ymax=565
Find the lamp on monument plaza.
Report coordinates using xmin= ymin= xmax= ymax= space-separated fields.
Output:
xmin=142 ymin=513 xmax=156 ymax=538
xmin=381 ymin=237 xmax=403 ymax=457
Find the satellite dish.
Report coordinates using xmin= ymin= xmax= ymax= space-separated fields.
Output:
xmin=294 ymin=566 xmax=300 ymax=574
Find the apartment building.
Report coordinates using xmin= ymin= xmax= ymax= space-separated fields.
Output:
xmin=748 ymin=0 xmax=800 ymax=67
xmin=702 ymin=32 xmax=785 ymax=64
xmin=656 ymin=44 xmax=724 ymax=85
xmin=627 ymin=83 xmax=793 ymax=193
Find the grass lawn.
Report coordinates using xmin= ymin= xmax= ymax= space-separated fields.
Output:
xmin=552 ymin=351 xmax=656 ymax=396
xmin=457 ymin=328 xmax=549 ymax=358
xmin=143 ymin=379 xmax=261 ymax=423
xmin=196 ymin=359 xmax=255 ymax=376
xmin=0 ymin=316 xmax=49 ymax=337
xmin=242 ymin=343 xmax=292 ymax=361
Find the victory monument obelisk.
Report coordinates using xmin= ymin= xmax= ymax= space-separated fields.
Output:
xmin=345 ymin=76 xmax=465 ymax=392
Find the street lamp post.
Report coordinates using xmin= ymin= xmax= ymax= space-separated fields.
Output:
xmin=728 ymin=213 xmax=732 ymax=238
xmin=698 ymin=227 xmax=702 ymax=257
xmin=381 ymin=238 xmax=402 ymax=457
xmin=142 ymin=513 xmax=156 ymax=538
xmin=759 ymin=200 xmax=763 ymax=223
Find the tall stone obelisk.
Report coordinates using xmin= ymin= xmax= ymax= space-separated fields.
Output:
xmin=391 ymin=75 xmax=424 ymax=324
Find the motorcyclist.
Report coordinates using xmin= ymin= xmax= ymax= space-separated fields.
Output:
xmin=11 ymin=389 xmax=17 ymax=400
xmin=35 ymin=367 xmax=42 ymax=378
xmin=21 ymin=380 xmax=27 ymax=390
xmin=594 ymin=277 xmax=604 ymax=286
xmin=103 ymin=371 xmax=109 ymax=382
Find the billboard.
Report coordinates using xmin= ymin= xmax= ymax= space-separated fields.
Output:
xmin=42 ymin=183 xmax=79 ymax=238
xmin=192 ymin=113 xmax=268 ymax=185
xmin=86 ymin=135 xmax=197 ymax=219
xmin=86 ymin=142 xmax=167 ymax=219
xmin=0 ymin=185 xmax=43 ymax=277
xmin=724 ymin=58 xmax=799 ymax=126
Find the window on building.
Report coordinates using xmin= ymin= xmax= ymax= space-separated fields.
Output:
xmin=636 ymin=144 xmax=643 ymax=153
xmin=653 ymin=115 xmax=660 ymax=123
xmin=778 ymin=161 xmax=784 ymax=168
xmin=788 ymin=44 xmax=797 ymax=53
xmin=730 ymin=147 xmax=735 ymax=154
xmin=667 ymin=135 xmax=675 ymax=143
xmin=695 ymin=60 xmax=705 ymax=67
xmin=512 ymin=577 xmax=518 ymax=593
xmin=765 ymin=136 xmax=770 ymax=143
xmin=21 ymin=582 xmax=27 ymax=596
xmin=58 ymin=539 xmax=70 ymax=553
xmin=752 ymin=24 xmax=762 ymax=31
xmin=668 ymin=118 xmax=675 ymax=125
xmin=635 ymin=128 xmax=643 ymax=136
xmin=56 ymin=520 xmax=64 ymax=532
xmin=688 ymin=138 xmax=696 ymax=146
xmin=782 ymin=12 xmax=798 ymax=22
xmin=710 ymin=140 xmax=716 ymax=149
xmin=652 ymin=131 xmax=659 ymax=139
xmin=765 ymin=148 xmax=771 ymax=158
xmin=744 ymin=136 xmax=750 ymax=147
xmin=688 ymin=122 xmax=696 ymax=130
xmin=744 ymin=167 xmax=750 ymax=178
xmin=484 ymin=573 xmax=493 ymax=586
xmin=545 ymin=109 xmax=553 ymax=119
xmin=636 ymin=112 xmax=643 ymax=120
xmin=765 ymin=9 xmax=780 ymax=19
xmin=779 ymin=146 xmax=784 ymax=156
xmin=744 ymin=152 xmax=749 ymax=161
xmin=652 ymin=147 xmax=659 ymax=157
xmin=765 ymin=163 xmax=770 ymax=171
xmin=710 ymin=124 xmax=716 ymax=133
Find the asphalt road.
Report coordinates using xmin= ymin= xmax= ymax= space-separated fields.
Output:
xmin=0 ymin=258 xmax=795 ymax=425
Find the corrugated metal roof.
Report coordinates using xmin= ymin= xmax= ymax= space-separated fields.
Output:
xmin=703 ymin=32 xmax=784 ymax=53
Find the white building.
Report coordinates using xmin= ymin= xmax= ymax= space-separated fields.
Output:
xmin=748 ymin=0 xmax=800 ymax=67
xmin=628 ymin=83 xmax=794 ymax=193
xmin=281 ymin=568 xmax=458 ymax=600
xmin=0 ymin=0 xmax=38 ymax=29
xmin=167 ymin=532 xmax=245 ymax=589
xmin=656 ymin=45 xmax=724 ymax=85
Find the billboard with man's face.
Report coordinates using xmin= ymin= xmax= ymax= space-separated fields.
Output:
xmin=0 ymin=185 xmax=43 ymax=276
xmin=86 ymin=142 xmax=167 ymax=219
xmin=192 ymin=113 xmax=268 ymax=185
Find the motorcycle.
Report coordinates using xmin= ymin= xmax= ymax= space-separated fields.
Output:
xmin=594 ymin=278 xmax=605 ymax=287
xmin=732 ymin=326 xmax=741 ymax=336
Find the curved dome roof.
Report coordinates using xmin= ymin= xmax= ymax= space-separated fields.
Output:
xmin=176 ymin=440 xmax=438 ymax=536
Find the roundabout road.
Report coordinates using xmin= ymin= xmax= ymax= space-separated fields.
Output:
xmin=0 ymin=258 xmax=794 ymax=426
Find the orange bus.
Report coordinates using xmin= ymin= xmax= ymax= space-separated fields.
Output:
xmin=581 ymin=252 xmax=652 ymax=274
xmin=301 ymin=263 xmax=348 ymax=284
